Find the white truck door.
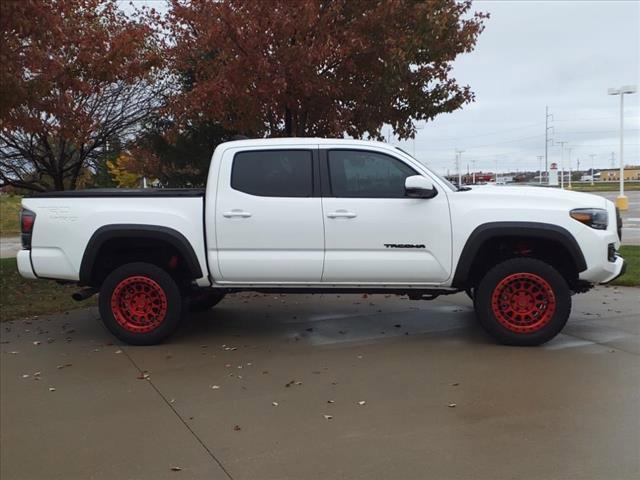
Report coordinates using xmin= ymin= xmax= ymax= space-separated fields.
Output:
xmin=214 ymin=147 xmax=324 ymax=283
xmin=321 ymin=148 xmax=452 ymax=284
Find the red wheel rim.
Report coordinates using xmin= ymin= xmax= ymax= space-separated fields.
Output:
xmin=111 ymin=276 xmax=168 ymax=333
xmin=491 ymin=273 xmax=556 ymax=333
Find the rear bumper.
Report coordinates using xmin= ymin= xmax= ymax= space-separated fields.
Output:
xmin=16 ymin=250 xmax=36 ymax=279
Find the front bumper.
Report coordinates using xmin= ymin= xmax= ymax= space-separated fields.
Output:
xmin=600 ymin=256 xmax=626 ymax=285
xmin=16 ymin=250 xmax=36 ymax=279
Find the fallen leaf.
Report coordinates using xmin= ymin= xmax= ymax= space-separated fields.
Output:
xmin=357 ymin=400 xmax=366 ymax=406
xmin=234 ymin=425 xmax=242 ymax=431
xmin=137 ymin=373 xmax=150 ymax=380
xmin=170 ymin=466 xmax=182 ymax=472
xmin=323 ymin=414 xmax=333 ymax=420
xmin=33 ymin=341 xmax=41 ymax=346
xmin=327 ymin=400 xmax=335 ymax=404
xmin=448 ymin=403 xmax=456 ymax=408
xmin=115 ymin=350 xmax=123 ymax=354
xmin=272 ymin=402 xmax=279 ymax=407
xmin=211 ymin=385 xmax=220 ymax=390
xmin=49 ymin=387 xmax=56 ymax=392
xmin=21 ymin=374 xmax=29 ymax=379
xmin=449 ymin=382 xmax=460 ymax=386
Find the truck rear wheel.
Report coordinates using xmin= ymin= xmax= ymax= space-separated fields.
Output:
xmin=474 ymin=258 xmax=571 ymax=346
xmin=98 ymin=262 xmax=182 ymax=345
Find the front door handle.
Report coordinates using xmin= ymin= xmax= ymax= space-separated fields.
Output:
xmin=223 ymin=209 xmax=252 ymax=218
xmin=326 ymin=210 xmax=357 ymax=219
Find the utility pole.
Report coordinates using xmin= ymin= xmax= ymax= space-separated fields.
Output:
xmin=556 ymin=140 xmax=568 ymax=189
xmin=471 ymin=160 xmax=476 ymax=184
xmin=590 ymin=154 xmax=596 ymax=186
xmin=455 ymin=149 xmax=465 ymax=186
xmin=545 ymin=106 xmax=553 ymax=184
xmin=537 ymin=156 xmax=544 ymax=184
xmin=567 ymin=147 xmax=573 ymax=189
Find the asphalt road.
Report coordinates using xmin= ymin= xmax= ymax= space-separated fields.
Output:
xmin=597 ymin=190 xmax=640 ymax=245
xmin=1 ymin=289 xmax=639 ymax=480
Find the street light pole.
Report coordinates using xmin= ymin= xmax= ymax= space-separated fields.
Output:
xmin=545 ymin=106 xmax=553 ymax=184
xmin=608 ymin=85 xmax=637 ymax=210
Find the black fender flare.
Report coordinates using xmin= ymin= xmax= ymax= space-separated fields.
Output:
xmin=451 ymin=221 xmax=587 ymax=288
xmin=79 ymin=224 xmax=203 ymax=285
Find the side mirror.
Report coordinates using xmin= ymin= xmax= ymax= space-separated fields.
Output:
xmin=405 ymin=175 xmax=438 ymax=199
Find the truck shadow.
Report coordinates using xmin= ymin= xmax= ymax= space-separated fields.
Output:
xmin=174 ymin=293 xmax=490 ymax=346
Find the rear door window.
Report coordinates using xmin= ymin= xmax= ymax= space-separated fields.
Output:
xmin=231 ymin=150 xmax=313 ymax=197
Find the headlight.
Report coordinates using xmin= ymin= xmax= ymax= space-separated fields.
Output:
xmin=570 ymin=208 xmax=608 ymax=230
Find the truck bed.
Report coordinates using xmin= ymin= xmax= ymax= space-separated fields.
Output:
xmin=22 ymin=192 xmax=210 ymax=285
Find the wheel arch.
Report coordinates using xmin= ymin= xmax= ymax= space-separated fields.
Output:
xmin=79 ymin=224 xmax=203 ymax=287
xmin=451 ymin=222 xmax=587 ymax=289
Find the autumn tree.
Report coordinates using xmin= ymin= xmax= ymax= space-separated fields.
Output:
xmin=164 ymin=0 xmax=487 ymax=140
xmin=0 ymin=0 xmax=163 ymax=192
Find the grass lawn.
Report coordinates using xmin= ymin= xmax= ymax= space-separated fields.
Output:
xmin=612 ymin=245 xmax=640 ymax=287
xmin=0 ymin=257 xmax=95 ymax=322
xmin=0 ymin=195 xmax=22 ymax=236
xmin=569 ymin=182 xmax=640 ymax=192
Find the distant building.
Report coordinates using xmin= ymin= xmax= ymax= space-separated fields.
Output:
xmin=598 ymin=166 xmax=640 ymax=181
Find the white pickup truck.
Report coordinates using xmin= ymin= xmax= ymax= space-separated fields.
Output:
xmin=17 ymin=138 xmax=625 ymax=346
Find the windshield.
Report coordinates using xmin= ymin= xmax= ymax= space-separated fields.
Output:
xmin=394 ymin=147 xmax=458 ymax=191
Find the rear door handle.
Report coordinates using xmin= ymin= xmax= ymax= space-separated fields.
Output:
xmin=326 ymin=210 xmax=357 ymax=219
xmin=223 ymin=209 xmax=252 ymax=218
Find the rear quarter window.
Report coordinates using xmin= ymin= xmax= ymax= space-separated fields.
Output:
xmin=231 ymin=150 xmax=313 ymax=197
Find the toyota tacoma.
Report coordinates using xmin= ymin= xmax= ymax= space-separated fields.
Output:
xmin=16 ymin=138 xmax=625 ymax=345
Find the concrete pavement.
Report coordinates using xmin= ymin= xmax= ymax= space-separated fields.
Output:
xmin=1 ymin=289 xmax=639 ymax=479
xmin=0 ymin=236 xmax=20 ymax=259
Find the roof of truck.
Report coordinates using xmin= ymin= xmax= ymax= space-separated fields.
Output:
xmin=218 ymin=137 xmax=395 ymax=149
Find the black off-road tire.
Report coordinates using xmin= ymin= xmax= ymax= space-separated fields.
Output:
xmin=98 ymin=262 xmax=182 ymax=345
xmin=474 ymin=258 xmax=571 ymax=346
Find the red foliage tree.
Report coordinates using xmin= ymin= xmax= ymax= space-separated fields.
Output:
xmin=165 ymin=0 xmax=487 ymax=139
xmin=0 ymin=0 xmax=163 ymax=191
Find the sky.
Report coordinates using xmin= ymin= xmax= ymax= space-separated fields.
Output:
xmin=398 ymin=0 xmax=640 ymax=175
xmin=126 ymin=0 xmax=639 ymax=175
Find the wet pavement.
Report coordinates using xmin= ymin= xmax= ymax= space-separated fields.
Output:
xmin=1 ymin=289 xmax=639 ymax=480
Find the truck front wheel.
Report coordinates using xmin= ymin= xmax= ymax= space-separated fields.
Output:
xmin=474 ymin=258 xmax=571 ymax=346
xmin=98 ymin=262 xmax=182 ymax=345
